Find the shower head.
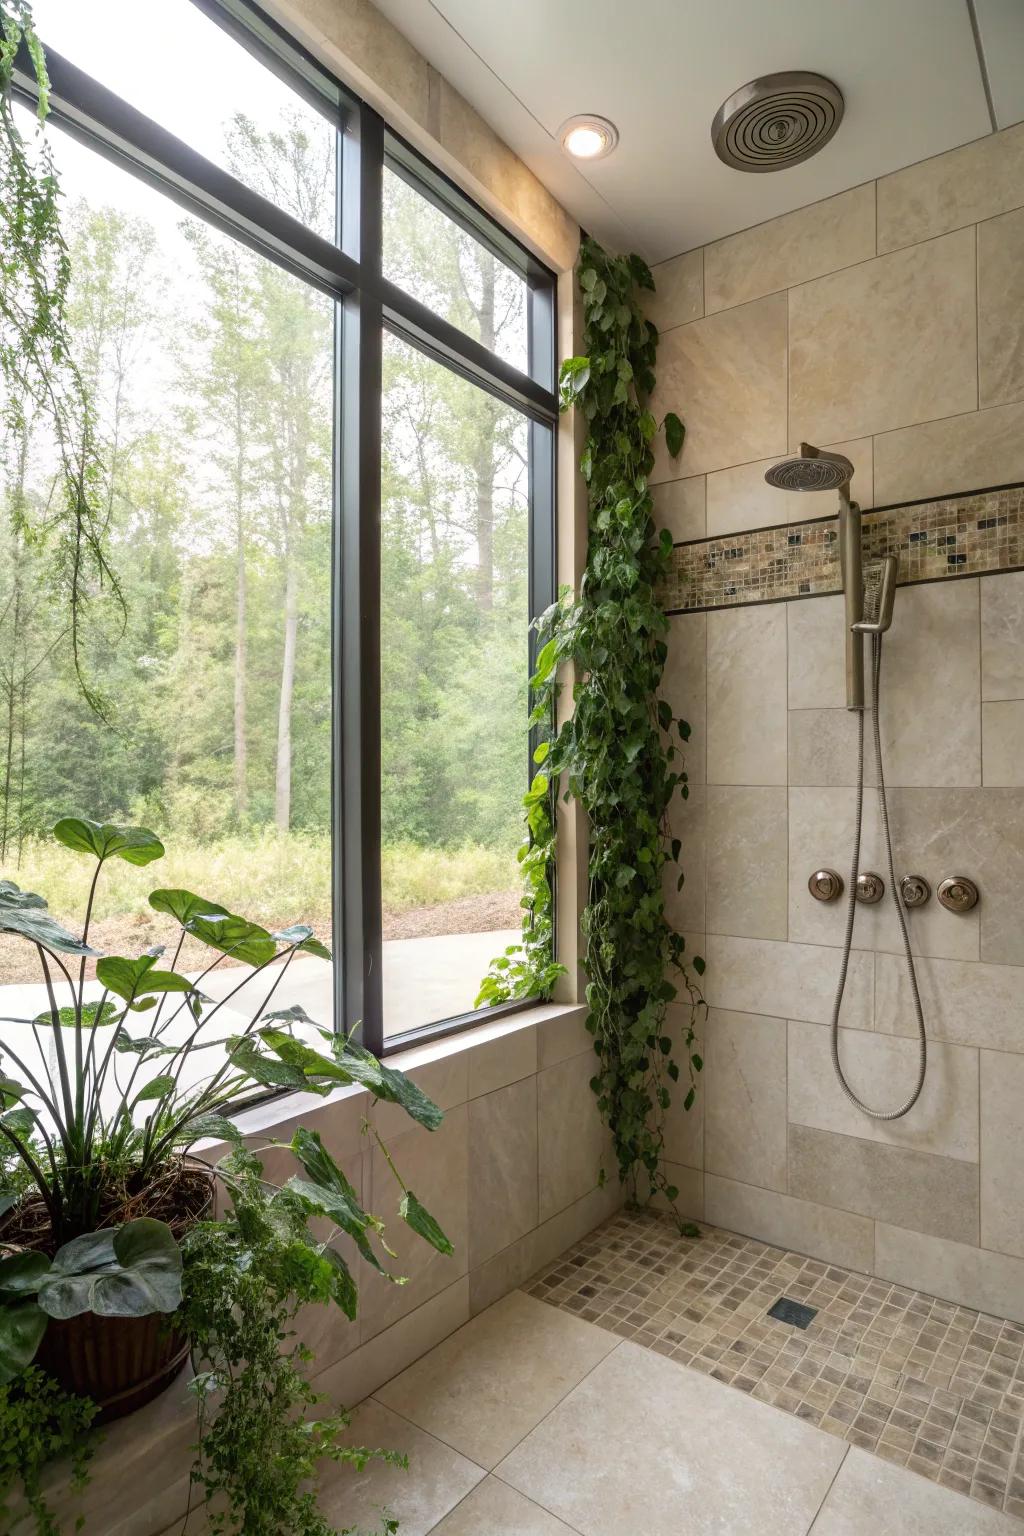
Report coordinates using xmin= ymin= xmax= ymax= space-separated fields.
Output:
xmin=764 ymin=444 xmax=854 ymax=493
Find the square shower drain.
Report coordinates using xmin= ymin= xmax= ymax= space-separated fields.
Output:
xmin=767 ymin=1296 xmax=818 ymax=1329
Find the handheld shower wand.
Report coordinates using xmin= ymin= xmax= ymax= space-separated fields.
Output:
xmin=764 ymin=446 xmax=927 ymax=1120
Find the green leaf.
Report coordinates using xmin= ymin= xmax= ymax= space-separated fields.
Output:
xmin=288 ymin=1129 xmax=384 ymax=1274
xmin=332 ymin=1043 xmax=443 ymax=1131
xmin=52 ymin=817 xmax=164 ymax=866
xmin=0 ymin=1251 xmax=49 ymax=1297
xmin=272 ymin=924 xmax=332 ymax=961
xmin=172 ymin=1112 xmax=241 ymax=1148
xmin=322 ymin=1245 xmax=358 ymax=1320
xmin=187 ymin=912 xmax=277 ymax=967
xmin=131 ymin=1074 xmax=176 ymax=1106
xmin=96 ymin=954 xmax=198 ymax=1010
xmin=0 ymin=881 xmax=98 ymax=956
xmin=226 ymin=1036 xmax=315 ymax=1093
xmin=148 ymin=888 xmax=229 ymax=927
xmin=399 ymin=1190 xmax=453 ymax=1256
xmin=32 ymin=999 xmax=119 ymax=1029
xmin=39 ymin=1218 xmax=182 ymax=1319
xmin=663 ymin=411 xmax=685 ymax=457
xmin=0 ymin=1298 xmax=47 ymax=1384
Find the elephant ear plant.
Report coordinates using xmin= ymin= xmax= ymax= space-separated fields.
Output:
xmin=0 ymin=816 xmax=452 ymax=1536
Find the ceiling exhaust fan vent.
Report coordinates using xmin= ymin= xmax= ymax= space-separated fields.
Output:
xmin=711 ymin=71 xmax=844 ymax=172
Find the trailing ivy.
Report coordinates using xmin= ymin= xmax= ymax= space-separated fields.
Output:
xmin=0 ymin=1367 xmax=98 ymax=1536
xmin=481 ymin=237 xmax=706 ymax=1218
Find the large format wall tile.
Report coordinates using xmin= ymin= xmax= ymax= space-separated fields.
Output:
xmin=704 ymin=934 xmax=872 ymax=1029
xmin=788 ymin=786 xmax=980 ymax=962
xmin=983 ymin=700 xmax=1024 ymax=785
xmin=873 ymin=400 xmax=1024 ymax=505
xmin=788 ymin=708 xmax=867 ymax=789
xmin=874 ymin=1222 xmax=1024 ymax=1324
xmin=980 ymin=1050 xmax=1024 ymax=1258
xmin=705 ymin=1010 xmax=787 ymax=1191
xmin=705 ymin=786 xmax=787 ymax=940
xmin=664 ymin=782 xmax=706 ymax=934
xmin=650 ymin=293 xmax=788 ymax=481
xmin=788 ymin=594 xmax=847 ymax=709
xmin=467 ymin=1076 xmax=538 ymax=1270
xmin=662 ymin=613 xmax=706 ymax=783
xmin=788 ymin=1123 xmax=979 ymax=1245
xmin=982 ymin=570 xmax=1024 ymax=701
xmin=705 ymin=438 xmax=871 ymax=538
xmin=706 ymin=604 xmax=787 ymax=785
xmin=705 ymin=1174 xmax=874 ymax=1271
xmin=787 ymin=1019 xmax=979 ymax=1163
xmin=876 ymin=121 xmax=1024 ymax=253
xmin=363 ymin=1105 xmax=469 ymax=1337
xmin=652 ymin=474 xmax=705 ymax=542
xmin=876 ymin=951 xmax=1024 ymax=1053
xmin=979 ymin=206 xmax=1024 ymax=408
xmin=660 ymin=999 xmax=705 ymax=1169
xmin=789 ymin=230 xmax=977 ymax=445
xmin=876 ymin=580 xmax=981 ymax=787
xmin=537 ymin=1051 xmax=611 ymax=1223
xmin=645 ymin=246 xmax=703 ymax=332
xmin=704 ymin=184 xmax=875 ymax=314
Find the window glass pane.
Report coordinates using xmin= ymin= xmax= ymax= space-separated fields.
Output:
xmin=381 ymin=333 xmax=529 ymax=1037
xmin=29 ymin=0 xmax=337 ymax=241
xmin=383 ymin=167 xmax=528 ymax=371
xmin=0 ymin=119 xmax=335 ymax=1110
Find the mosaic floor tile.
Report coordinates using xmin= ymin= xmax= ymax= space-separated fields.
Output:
xmin=526 ymin=1207 xmax=1024 ymax=1523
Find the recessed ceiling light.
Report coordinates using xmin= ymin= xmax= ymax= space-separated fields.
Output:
xmin=559 ymin=115 xmax=618 ymax=161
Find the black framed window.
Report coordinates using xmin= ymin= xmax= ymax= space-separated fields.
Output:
xmin=6 ymin=0 xmax=558 ymax=1062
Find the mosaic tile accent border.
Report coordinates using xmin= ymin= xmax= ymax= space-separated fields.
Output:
xmin=528 ymin=1208 xmax=1024 ymax=1522
xmin=661 ymin=483 xmax=1024 ymax=614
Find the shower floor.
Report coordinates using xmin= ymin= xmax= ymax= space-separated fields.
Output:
xmin=527 ymin=1207 xmax=1024 ymax=1522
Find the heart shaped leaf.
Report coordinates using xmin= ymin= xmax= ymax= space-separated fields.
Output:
xmin=96 ymin=955 xmax=198 ymax=1011
xmin=52 ymin=817 xmax=165 ymax=866
xmin=0 ymin=882 xmax=97 ymax=955
xmin=0 ymin=1298 xmax=48 ymax=1383
xmin=272 ymin=925 xmax=332 ymax=962
xmin=187 ymin=913 xmax=277 ymax=967
xmin=39 ymin=1218 xmax=182 ymax=1320
xmin=148 ymin=888 xmax=230 ymax=927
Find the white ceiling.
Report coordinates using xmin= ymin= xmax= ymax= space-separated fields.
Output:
xmin=373 ymin=0 xmax=1024 ymax=264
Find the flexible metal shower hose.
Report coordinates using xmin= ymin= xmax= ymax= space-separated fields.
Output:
xmin=830 ymin=633 xmax=927 ymax=1120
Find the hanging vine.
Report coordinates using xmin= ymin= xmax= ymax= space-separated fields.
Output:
xmin=0 ymin=0 xmax=124 ymax=713
xmin=479 ymin=236 xmax=706 ymax=1218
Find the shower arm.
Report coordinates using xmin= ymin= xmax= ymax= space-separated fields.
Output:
xmin=838 ymin=486 xmax=865 ymax=711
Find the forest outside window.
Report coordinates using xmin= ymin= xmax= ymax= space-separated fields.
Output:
xmin=1 ymin=0 xmax=558 ymax=1066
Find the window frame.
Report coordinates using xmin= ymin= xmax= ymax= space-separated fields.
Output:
xmin=11 ymin=0 xmax=560 ymax=1059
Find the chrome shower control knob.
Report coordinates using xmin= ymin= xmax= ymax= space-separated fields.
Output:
xmin=899 ymin=875 xmax=931 ymax=908
xmin=855 ymin=872 xmax=885 ymax=904
xmin=937 ymin=876 xmax=979 ymax=913
xmin=808 ymin=869 xmax=843 ymax=902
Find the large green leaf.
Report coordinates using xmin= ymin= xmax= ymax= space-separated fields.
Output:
xmin=226 ymin=1035 xmax=318 ymax=1093
xmin=187 ymin=912 xmax=277 ymax=967
xmin=399 ymin=1190 xmax=453 ymax=1256
xmin=331 ymin=1041 xmax=443 ymax=1132
xmin=96 ymin=954 xmax=199 ymax=1011
xmin=148 ymin=888 xmax=229 ymax=927
xmin=259 ymin=1028 xmax=355 ymax=1088
xmin=288 ymin=1127 xmax=384 ymax=1274
xmin=0 ymin=881 xmax=97 ymax=956
xmin=0 ymin=1251 xmax=49 ymax=1297
xmin=321 ymin=1246 xmax=358 ymax=1320
xmin=52 ymin=817 xmax=165 ymax=866
xmin=38 ymin=1218 xmax=183 ymax=1320
xmin=272 ymin=925 xmax=332 ymax=962
xmin=0 ymin=1298 xmax=47 ymax=1384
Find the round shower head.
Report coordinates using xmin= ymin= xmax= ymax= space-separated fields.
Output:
xmin=764 ymin=449 xmax=854 ymax=492
xmin=712 ymin=72 xmax=844 ymax=173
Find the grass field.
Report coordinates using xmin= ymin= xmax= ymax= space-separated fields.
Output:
xmin=4 ymin=830 xmax=519 ymax=928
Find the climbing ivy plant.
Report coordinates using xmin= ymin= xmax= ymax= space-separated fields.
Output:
xmin=479 ymin=236 xmax=707 ymax=1218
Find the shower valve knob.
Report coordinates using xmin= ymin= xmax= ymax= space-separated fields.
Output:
xmin=937 ymin=876 xmax=979 ymax=913
xmin=899 ymin=875 xmax=931 ymax=908
xmin=808 ymin=869 xmax=843 ymax=902
xmin=855 ymin=872 xmax=885 ymax=904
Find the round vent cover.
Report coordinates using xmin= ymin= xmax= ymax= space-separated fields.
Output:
xmin=711 ymin=71 xmax=844 ymax=172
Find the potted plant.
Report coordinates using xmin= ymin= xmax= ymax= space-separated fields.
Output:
xmin=0 ymin=816 xmax=451 ymax=1533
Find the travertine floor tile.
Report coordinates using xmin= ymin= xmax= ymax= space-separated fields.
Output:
xmin=430 ymin=1477 xmax=579 ymax=1534
xmin=375 ymin=1289 xmax=617 ymax=1469
xmin=811 ymin=1445 xmax=1022 ymax=1533
xmin=320 ymin=1399 xmax=483 ymax=1536
xmin=497 ymin=1340 xmax=845 ymax=1536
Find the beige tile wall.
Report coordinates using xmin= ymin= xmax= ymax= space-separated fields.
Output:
xmin=655 ymin=125 xmax=1024 ymax=1323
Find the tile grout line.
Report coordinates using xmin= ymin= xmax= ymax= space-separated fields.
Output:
xmin=805 ymin=1443 xmax=851 ymax=1534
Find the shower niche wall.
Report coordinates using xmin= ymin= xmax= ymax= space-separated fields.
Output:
xmin=650 ymin=120 xmax=1024 ymax=1321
